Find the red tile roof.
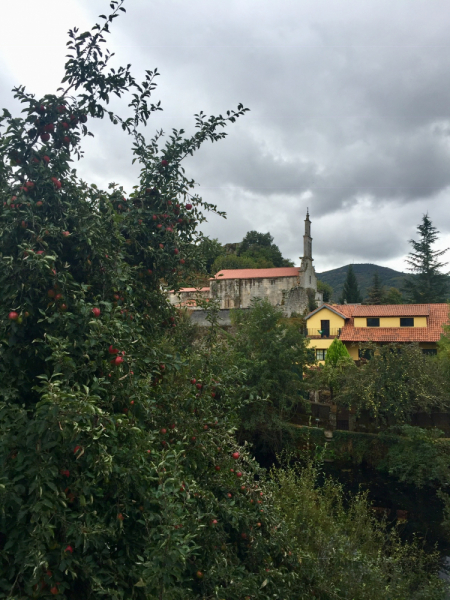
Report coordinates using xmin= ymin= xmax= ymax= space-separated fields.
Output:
xmin=333 ymin=303 xmax=449 ymax=343
xmin=213 ymin=267 xmax=300 ymax=280
xmin=352 ymin=304 xmax=431 ymax=317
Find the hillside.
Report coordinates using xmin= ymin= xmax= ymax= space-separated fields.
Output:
xmin=316 ymin=263 xmax=407 ymax=301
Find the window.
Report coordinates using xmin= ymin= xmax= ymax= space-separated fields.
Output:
xmin=316 ymin=349 xmax=327 ymax=361
xmin=422 ymin=349 xmax=437 ymax=356
xmin=400 ymin=317 xmax=414 ymax=327
xmin=366 ymin=318 xmax=380 ymax=327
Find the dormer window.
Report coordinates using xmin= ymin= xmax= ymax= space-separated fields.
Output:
xmin=366 ymin=318 xmax=380 ymax=327
xmin=400 ymin=317 xmax=414 ymax=327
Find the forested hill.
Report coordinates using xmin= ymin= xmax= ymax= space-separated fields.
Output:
xmin=316 ymin=263 xmax=406 ymax=301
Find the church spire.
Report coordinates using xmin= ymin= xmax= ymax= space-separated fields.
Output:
xmin=303 ymin=209 xmax=312 ymax=259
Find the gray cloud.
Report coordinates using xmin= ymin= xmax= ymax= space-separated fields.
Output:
xmin=1 ymin=0 xmax=450 ymax=270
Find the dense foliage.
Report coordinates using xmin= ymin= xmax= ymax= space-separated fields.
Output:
xmin=271 ymin=459 xmax=446 ymax=600
xmin=332 ymin=343 xmax=446 ymax=424
xmin=0 ymin=5 xmax=307 ymax=598
xmin=231 ymin=299 xmax=313 ymax=456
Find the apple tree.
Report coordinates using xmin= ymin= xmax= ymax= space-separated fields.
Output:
xmin=0 ymin=2 xmax=303 ymax=599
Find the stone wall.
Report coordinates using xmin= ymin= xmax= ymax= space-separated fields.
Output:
xmin=211 ymin=275 xmax=301 ymax=310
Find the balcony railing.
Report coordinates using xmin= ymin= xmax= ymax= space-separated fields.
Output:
xmin=306 ymin=328 xmax=341 ymax=339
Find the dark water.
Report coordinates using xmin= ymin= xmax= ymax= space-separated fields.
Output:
xmin=321 ymin=462 xmax=450 ymax=554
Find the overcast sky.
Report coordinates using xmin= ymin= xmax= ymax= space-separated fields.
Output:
xmin=1 ymin=0 xmax=450 ymax=273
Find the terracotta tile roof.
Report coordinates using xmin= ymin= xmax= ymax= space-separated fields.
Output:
xmin=352 ymin=304 xmax=431 ymax=317
xmin=334 ymin=303 xmax=449 ymax=343
xmin=213 ymin=267 xmax=301 ymax=280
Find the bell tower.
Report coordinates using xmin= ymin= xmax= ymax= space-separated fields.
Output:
xmin=303 ymin=209 xmax=312 ymax=259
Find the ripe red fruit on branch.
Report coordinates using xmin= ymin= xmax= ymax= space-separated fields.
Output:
xmin=196 ymin=383 xmax=202 ymax=390
xmin=25 ymin=181 xmax=35 ymax=189
xmin=65 ymin=545 xmax=73 ymax=553
xmin=61 ymin=122 xmax=69 ymax=129
xmin=62 ymin=231 xmax=70 ymax=237
xmin=73 ymin=446 xmax=81 ymax=453
xmin=117 ymin=513 xmax=124 ymax=521
xmin=173 ymin=248 xmax=179 ymax=255
xmin=113 ymin=356 xmax=123 ymax=366
xmin=50 ymin=587 xmax=59 ymax=595
xmin=8 ymin=312 xmax=19 ymax=321
xmin=40 ymin=133 xmax=50 ymax=142
xmin=215 ymin=465 xmax=220 ymax=471
xmin=236 ymin=472 xmax=243 ymax=478
xmin=62 ymin=136 xmax=70 ymax=146
xmin=232 ymin=452 xmax=240 ymax=460
xmin=190 ymin=378 xmax=196 ymax=384
xmin=57 ymin=105 xmax=66 ymax=114
xmin=43 ymin=155 xmax=50 ymax=163
xmin=211 ymin=519 xmax=218 ymax=525
xmin=185 ymin=203 xmax=192 ymax=210
xmin=160 ymin=428 xmax=167 ymax=435
xmin=161 ymin=159 xmax=168 ymax=166
xmin=196 ymin=571 xmax=204 ymax=579
xmin=36 ymin=201 xmax=43 ymax=207
xmin=109 ymin=345 xmax=119 ymax=354
xmin=92 ymin=308 xmax=101 ymax=317
xmin=44 ymin=123 xmax=54 ymax=133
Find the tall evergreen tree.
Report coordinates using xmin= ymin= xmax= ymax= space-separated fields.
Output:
xmin=403 ymin=214 xmax=449 ymax=303
xmin=339 ymin=265 xmax=362 ymax=303
xmin=366 ymin=271 xmax=385 ymax=304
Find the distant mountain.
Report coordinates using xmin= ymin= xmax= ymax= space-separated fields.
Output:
xmin=316 ymin=263 xmax=407 ymax=301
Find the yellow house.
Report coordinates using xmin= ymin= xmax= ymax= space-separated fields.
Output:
xmin=305 ymin=303 xmax=449 ymax=362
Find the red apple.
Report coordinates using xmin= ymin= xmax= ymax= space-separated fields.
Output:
xmin=114 ymin=356 xmax=124 ymax=366
xmin=57 ymin=105 xmax=66 ymax=114
xmin=92 ymin=308 xmax=101 ymax=317
xmin=232 ymin=452 xmax=240 ymax=460
xmin=50 ymin=587 xmax=59 ymax=595
xmin=174 ymin=248 xmax=179 ymax=255
xmin=109 ymin=345 xmax=119 ymax=354
xmin=215 ymin=465 xmax=220 ymax=471
xmin=62 ymin=136 xmax=70 ymax=146
xmin=40 ymin=133 xmax=50 ymax=142
xmin=160 ymin=428 xmax=167 ymax=435
xmin=8 ymin=312 xmax=18 ymax=321
xmin=65 ymin=545 xmax=73 ymax=553
xmin=36 ymin=201 xmax=43 ymax=207
xmin=185 ymin=203 xmax=192 ymax=210
xmin=44 ymin=123 xmax=54 ymax=133
xmin=196 ymin=571 xmax=204 ymax=579
xmin=61 ymin=122 xmax=69 ymax=129
xmin=236 ymin=472 xmax=243 ymax=478
xmin=161 ymin=159 xmax=168 ymax=166
xmin=62 ymin=231 xmax=70 ymax=237
xmin=43 ymin=155 xmax=50 ymax=163
xmin=196 ymin=383 xmax=202 ymax=390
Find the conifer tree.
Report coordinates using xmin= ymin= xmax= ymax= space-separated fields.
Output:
xmin=366 ymin=271 xmax=385 ymax=304
xmin=339 ymin=264 xmax=362 ymax=303
xmin=404 ymin=214 xmax=449 ymax=303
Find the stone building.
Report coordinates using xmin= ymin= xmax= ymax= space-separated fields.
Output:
xmin=169 ymin=211 xmax=323 ymax=321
